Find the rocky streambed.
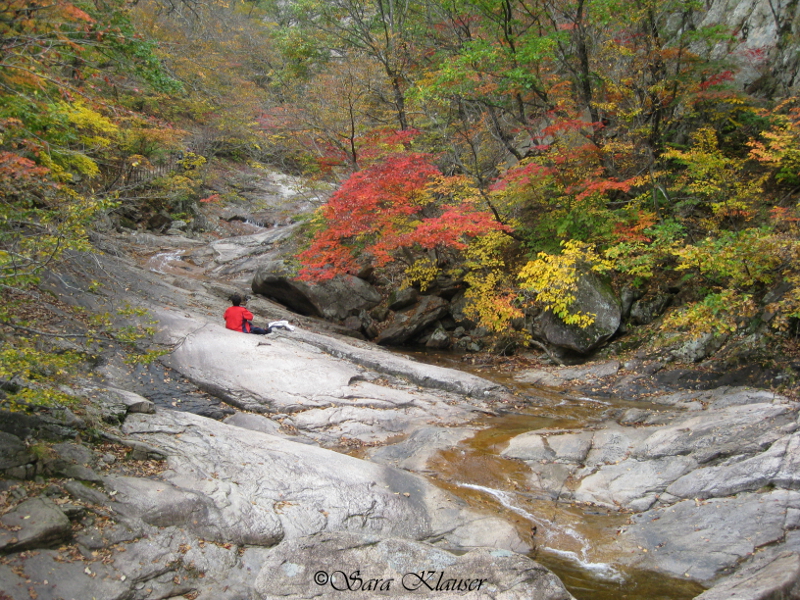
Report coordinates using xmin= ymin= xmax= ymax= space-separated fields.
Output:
xmin=2 ymin=189 xmax=799 ymax=599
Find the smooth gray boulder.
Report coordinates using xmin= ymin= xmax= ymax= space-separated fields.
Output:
xmin=584 ymin=426 xmax=652 ymax=467
xmin=631 ymin=402 xmax=796 ymax=462
xmin=514 ymin=361 xmax=621 ymax=386
xmin=614 ymin=489 xmax=800 ymax=584
xmin=367 ymin=426 xmax=474 ymax=471
xmin=694 ymin=549 xmax=800 ymax=600
xmin=224 ymin=411 xmax=283 ymax=436
xmin=501 ymin=432 xmax=554 ymax=462
xmin=252 ymin=260 xmax=381 ymax=320
xmin=426 ymin=327 xmax=451 ymax=349
xmin=103 ymin=386 xmax=155 ymax=414
xmin=254 ymin=532 xmax=575 ymax=600
xmin=152 ymin=309 xmax=503 ymax=444
xmin=666 ymin=432 xmax=800 ymax=500
xmin=388 ymin=286 xmax=420 ymax=310
xmin=574 ymin=456 xmax=698 ymax=511
xmin=547 ymin=432 xmax=593 ymax=463
xmin=119 ymin=409 xmax=529 ymax=553
xmin=0 ymin=527 xmax=276 ymax=600
xmin=502 ymin=431 xmax=592 ymax=465
xmin=208 ymin=228 xmax=295 ymax=267
xmin=52 ymin=442 xmax=93 ymax=465
xmin=536 ymin=271 xmax=621 ymax=354
xmin=649 ymin=386 xmax=782 ymax=409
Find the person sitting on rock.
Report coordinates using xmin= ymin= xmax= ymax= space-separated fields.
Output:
xmin=224 ymin=294 xmax=269 ymax=335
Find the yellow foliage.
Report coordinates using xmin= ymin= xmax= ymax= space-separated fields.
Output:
xmin=462 ymin=231 xmax=522 ymax=332
xmin=518 ymin=240 xmax=614 ymax=327
xmin=768 ymin=275 xmax=800 ymax=332
xmin=747 ymin=102 xmax=800 ymax=185
xmin=672 ymin=229 xmax=788 ymax=287
xmin=0 ymin=343 xmax=82 ymax=411
xmin=403 ymin=257 xmax=438 ymax=292
xmin=665 ymin=127 xmax=764 ymax=225
xmin=463 ymin=271 xmax=522 ymax=332
xmin=61 ymin=100 xmax=119 ymax=136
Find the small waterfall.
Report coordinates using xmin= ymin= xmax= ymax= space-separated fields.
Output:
xmin=457 ymin=482 xmax=624 ymax=582
xmin=147 ymin=250 xmax=183 ymax=274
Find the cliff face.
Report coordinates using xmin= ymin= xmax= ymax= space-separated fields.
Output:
xmin=700 ymin=0 xmax=800 ymax=96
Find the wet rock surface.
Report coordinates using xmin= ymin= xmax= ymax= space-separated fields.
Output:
xmin=497 ymin=385 xmax=800 ymax=588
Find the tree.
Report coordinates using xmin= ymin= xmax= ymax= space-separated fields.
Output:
xmin=0 ymin=0 xmax=182 ymax=409
xmin=298 ymin=151 xmax=508 ymax=285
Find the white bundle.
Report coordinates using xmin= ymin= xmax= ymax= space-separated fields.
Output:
xmin=268 ymin=320 xmax=296 ymax=332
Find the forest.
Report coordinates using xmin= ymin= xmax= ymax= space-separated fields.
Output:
xmin=1 ymin=0 xmax=799 ymax=397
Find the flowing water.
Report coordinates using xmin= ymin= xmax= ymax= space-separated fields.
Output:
xmin=146 ymin=249 xmax=186 ymax=274
xmin=399 ymin=350 xmax=706 ymax=600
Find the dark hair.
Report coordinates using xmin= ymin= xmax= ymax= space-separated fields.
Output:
xmin=230 ymin=293 xmax=242 ymax=306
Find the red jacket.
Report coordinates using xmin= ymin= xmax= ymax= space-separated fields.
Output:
xmin=224 ymin=306 xmax=254 ymax=332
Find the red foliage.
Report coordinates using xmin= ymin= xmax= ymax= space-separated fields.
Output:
xmin=355 ymin=128 xmax=421 ymax=167
xmin=613 ymin=211 xmax=656 ymax=242
xmin=574 ymin=176 xmax=635 ymax=201
xmin=539 ymin=118 xmax=598 ymax=139
xmin=699 ymin=70 xmax=734 ymax=90
xmin=770 ymin=206 xmax=800 ymax=225
xmin=490 ymin=161 xmax=554 ymax=191
xmin=298 ymin=153 xmax=505 ymax=281
xmin=0 ymin=152 xmax=50 ymax=181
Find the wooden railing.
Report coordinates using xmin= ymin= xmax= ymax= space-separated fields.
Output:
xmin=99 ymin=154 xmax=183 ymax=191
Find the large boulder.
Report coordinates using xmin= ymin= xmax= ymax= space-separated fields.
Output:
xmin=252 ymin=260 xmax=381 ymax=320
xmin=388 ymin=286 xmax=419 ymax=311
xmin=119 ymin=409 xmax=528 ymax=552
xmin=375 ymin=296 xmax=450 ymax=346
xmin=537 ymin=270 xmax=621 ymax=354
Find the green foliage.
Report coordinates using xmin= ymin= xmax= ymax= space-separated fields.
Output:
xmin=607 ymin=219 xmax=685 ymax=283
xmin=1 ymin=0 xmax=795 ymax=360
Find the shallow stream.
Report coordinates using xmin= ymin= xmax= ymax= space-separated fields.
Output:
xmin=400 ymin=350 xmax=706 ymax=600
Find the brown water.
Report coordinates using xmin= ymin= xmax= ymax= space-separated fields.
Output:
xmin=398 ymin=350 xmax=706 ymax=600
